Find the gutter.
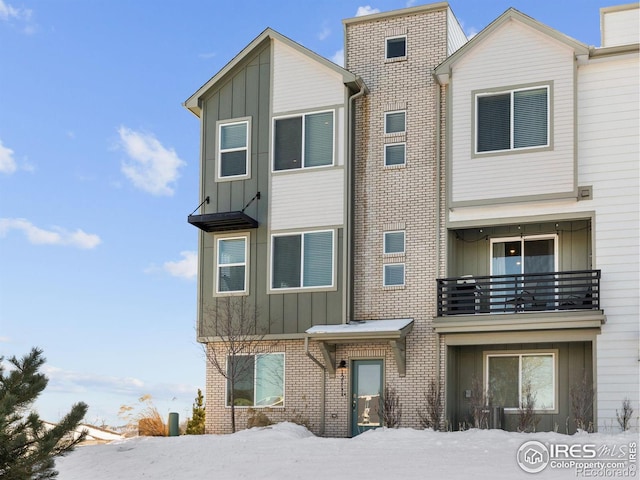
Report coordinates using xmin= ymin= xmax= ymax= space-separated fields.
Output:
xmin=304 ymin=337 xmax=326 ymax=435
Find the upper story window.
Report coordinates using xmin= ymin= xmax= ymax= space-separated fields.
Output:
xmin=273 ymin=111 xmax=334 ymax=171
xmin=384 ymin=143 xmax=405 ymax=167
xmin=218 ymin=119 xmax=250 ymax=180
xmin=271 ymin=230 xmax=334 ymax=290
xmin=384 ymin=231 xmax=405 ymax=254
xmin=216 ymin=235 xmax=249 ymax=295
xmin=386 ymin=35 xmax=406 ymax=59
xmin=385 ymin=111 xmax=406 ymax=134
xmin=476 ymin=86 xmax=549 ymax=154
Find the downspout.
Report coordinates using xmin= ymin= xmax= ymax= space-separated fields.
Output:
xmin=433 ymin=70 xmax=443 ymax=416
xmin=345 ymin=80 xmax=367 ymax=325
xmin=304 ymin=336 xmax=326 ymax=435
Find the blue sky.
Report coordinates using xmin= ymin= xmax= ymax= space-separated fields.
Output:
xmin=0 ymin=0 xmax=622 ymax=427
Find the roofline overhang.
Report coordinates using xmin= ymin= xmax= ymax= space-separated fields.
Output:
xmin=434 ymin=8 xmax=590 ymax=85
xmin=183 ymin=27 xmax=363 ymax=118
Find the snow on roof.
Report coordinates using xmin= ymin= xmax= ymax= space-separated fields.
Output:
xmin=306 ymin=318 xmax=413 ymax=335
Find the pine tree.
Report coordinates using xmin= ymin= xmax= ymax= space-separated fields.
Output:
xmin=0 ymin=347 xmax=88 ymax=479
xmin=185 ymin=388 xmax=205 ymax=435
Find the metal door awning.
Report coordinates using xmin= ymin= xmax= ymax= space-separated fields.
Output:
xmin=306 ymin=319 xmax=414 ymax=376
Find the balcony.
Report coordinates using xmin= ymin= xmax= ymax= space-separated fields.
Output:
xmin=437 ymin=270 xmax=600 ymax=316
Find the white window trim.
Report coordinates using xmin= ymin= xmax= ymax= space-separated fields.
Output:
xmin=225 ymin=353 xmax=286 ymax=408
xmin=384 ymin=142 xmax=406 ymax=167
xmin=385 ymin=35 xmax=407 ymax=60
xmin=474 ymin=85 xmax=550 ymax=155
xmin=384 ymin=110 xmax=406 ymax=135
xmin=214 ymin=232 xmax=250 ymax=296
xmin=383 ymin=263 xmax=405 ymax=287
xmin=216 ymin=118 xmax=251 ymax=182
xmin=383 ymin=230 xmax=405 ymax=255
xmin=272 ymin=110 xmax=335 ymax=172
xmin=269 ymin=229 xmax=336 ymax=292
xmin=489 ymin=234 xmax=559 ymax=276
xmin=484 ymin=350 xmax=558 ymax=413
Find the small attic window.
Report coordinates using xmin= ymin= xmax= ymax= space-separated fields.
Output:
xmin=386 ymin=35 xmax=406 ymax=59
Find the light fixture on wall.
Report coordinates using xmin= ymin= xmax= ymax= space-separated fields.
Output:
xmin=337 ymin=360 xmax=347 ymax=397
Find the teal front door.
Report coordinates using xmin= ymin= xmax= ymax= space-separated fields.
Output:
xmin=351 ymin=359 xmax=383 ymax=436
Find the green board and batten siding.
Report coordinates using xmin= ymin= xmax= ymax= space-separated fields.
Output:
xmin=197 ymin=40 xmax=344 ymax=338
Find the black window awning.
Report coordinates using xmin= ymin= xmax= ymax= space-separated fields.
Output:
xmin=187 ymin=211 xmax=258 ymax=232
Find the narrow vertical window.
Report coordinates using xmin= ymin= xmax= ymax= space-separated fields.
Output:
xmin=216 ymin=236 xmax=247 ymax=294
xmin=218 ymin=120 xmax=249 ymax=179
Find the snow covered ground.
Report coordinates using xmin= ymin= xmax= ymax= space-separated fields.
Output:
xmin=56 ymin=423 xmax=638 ymax=480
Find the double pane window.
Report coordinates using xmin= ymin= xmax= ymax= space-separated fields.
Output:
xmin=217 ymin=236 xmax=247 ymax=293
xmin=486 ymin=353 xmax=555 ymax=410
xmin=219 ymin=121 xmax=249 ymax=178
xmin=274 ymin=111 xmax=333 ymax=170
xmin=272 ymin=231 xmax=333 ymax=289
xmin=227 ymin=353 xmax=285 ymax=407
xmin=476 ymin=86 xmax=548 ymax=153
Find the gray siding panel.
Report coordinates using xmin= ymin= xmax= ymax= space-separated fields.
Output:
xmin=198 ymin=40 xmax=344 ymax=338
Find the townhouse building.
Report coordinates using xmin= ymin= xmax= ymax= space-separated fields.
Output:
xmin=185 ymin=2 xmax=639 ymax=436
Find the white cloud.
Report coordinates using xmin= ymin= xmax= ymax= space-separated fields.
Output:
xmin=163 ymin=251 xmax=197 ymax=280
xmin=198 ymin=52 xmax=216 ymax=59
xmin=331 ymin=48 xmax=344 ymax=67
xmin=117 ymin=126 xmax=186 ymax=196
xmin=0 ymin=139 xmax=17 ymax=174
xmin=0 ymin=218 xmax=101 ymax=249
xmin=405 ymin=0 xmax=417 ymax=6
xmin=0 ymin=0 xmax=20 ymax=20
xmin=0 ymin=336 xmax=10 ymax=343
xmin=0 ymin=0 xmax=35 ymax=34
xmin=355 ymin=5 xmax=380 ymax=17
xmin=318 ymin=25 xmax=331 ymax=41
xmin=42 ymin=364 xmax=196 ymax=399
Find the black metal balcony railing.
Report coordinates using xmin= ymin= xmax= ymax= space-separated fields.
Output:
xmin=436 ymin=270 xmax=601 ymax=316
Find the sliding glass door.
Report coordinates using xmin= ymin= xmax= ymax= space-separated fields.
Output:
xmin=490 ymin=235 xmax=557 ymax=310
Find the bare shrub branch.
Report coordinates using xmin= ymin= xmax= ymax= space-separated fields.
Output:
xmin=418 ymin=379 xmax=443 ymax=430
xmin=381 ymin=384 xmax=402 ymax=428
xmin=570 ymin=371 xmax=594 ymax=432
xmin=616 ymin=398 xmax=634 ymax=432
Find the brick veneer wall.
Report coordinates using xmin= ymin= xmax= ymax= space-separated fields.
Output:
xmin=345 ymin=6 xmax=450 ymax=430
